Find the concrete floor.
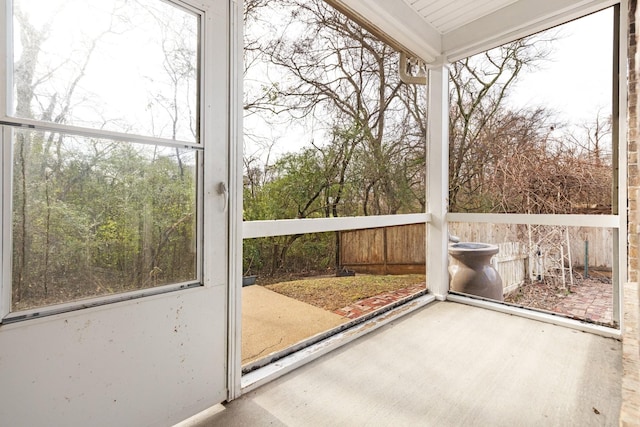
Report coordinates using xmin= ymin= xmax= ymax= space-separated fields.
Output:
xmin=200 ymin=302 xmax=622 ymax=426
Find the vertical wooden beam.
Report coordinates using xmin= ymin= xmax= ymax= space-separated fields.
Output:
xmin=227 ymin=0 xmax=244 ymax=401
xmin=426 ymin=63 xmax=450 ymax=300
xmin=613 ymin=3 xmax=622 ymax=325
xmin=617 ymin=0 xmax=630 ymax=326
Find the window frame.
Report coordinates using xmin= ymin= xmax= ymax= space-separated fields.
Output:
xmin=443 ymin=4 xmax=627 ymax=329
xmin=0 ymin=0 xmax=212 ymax=321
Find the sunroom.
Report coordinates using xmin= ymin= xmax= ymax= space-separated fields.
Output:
xmin=0 ymin=0 xmax=638 ymax=426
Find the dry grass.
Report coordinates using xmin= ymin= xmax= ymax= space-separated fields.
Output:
xmin=265 ymin=274 xmax=425 ymax=311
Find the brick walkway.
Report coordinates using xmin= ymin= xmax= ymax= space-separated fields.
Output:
xmin=333 ymin=279 xmax=614 ymax=326
xmin=552 ymin=278 xmax=614 ymax=326
xmin=333 ymin=284 xmax=426 ymax=319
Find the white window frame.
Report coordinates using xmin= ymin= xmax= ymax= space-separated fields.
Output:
xmin=442 ymin=3 xmax=628 ymax=339
xmin=228 ymin=0 xmax=629 ymax=399
xmin=0 ymin=0 xmax=217 ymax=322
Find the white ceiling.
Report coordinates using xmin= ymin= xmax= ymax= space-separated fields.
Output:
xmin=401 ymin=0 xmax=520 ymax=34
xmin=329 ymin=0 xmax=618 ymax=63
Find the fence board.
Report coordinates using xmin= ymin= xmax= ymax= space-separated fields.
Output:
xmin=386 ymin=224 xmax=425 ymax=264
xmin=493 ymin=242 xmax=527 ymax=292
xmin=340 ymin=228 xmax=385 ymax=264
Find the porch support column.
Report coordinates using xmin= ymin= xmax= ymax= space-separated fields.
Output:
xmin=426 ymin=62 xmax=450 ymax=300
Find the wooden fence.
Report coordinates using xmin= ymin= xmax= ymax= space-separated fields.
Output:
xmin=341 ymin=222 xmax=612 ymax=290
xmin=340 ymin=224 xmax=425 ymax=275
xmin=492 ymin=242 xmax=528 ymax=293
xmin=449 ymin=222 xmax=614 ymax=270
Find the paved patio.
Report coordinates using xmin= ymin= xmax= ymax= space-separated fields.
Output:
xmin=242 ymin=286 xmax=349 ymax=365
xmin=552 ymin=278 xmax=614 ymax=325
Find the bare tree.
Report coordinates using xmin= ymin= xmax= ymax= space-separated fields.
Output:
xmin=12 ymin=4 xmax=117 ymax=301
xmin=10 ymin=0 xmax=200 ymax=308
xmin=245 ymin=0 xmax=426 ymax=217
xmin=475 ymin=107 xmax=612 ymax=214
xmin=448 ymin=36 xmax=554 ymax=212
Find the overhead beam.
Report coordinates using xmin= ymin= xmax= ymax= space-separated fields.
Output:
xmin=325 ymin=0 xmax=441 ymax=62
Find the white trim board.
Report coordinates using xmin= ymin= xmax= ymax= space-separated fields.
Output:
xmin=243 ymin=213 xmax=431 ymax=239
xmin=447 ymin=213 xmax=620 ymax=228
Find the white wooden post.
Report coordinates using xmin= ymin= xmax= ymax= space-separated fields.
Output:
xmin=426 ymin=63 xmax=450 ymax=300
xmin=228 ymin=0 xmax=244 ymax=401
xmin=613 ymin=0 xmax=629 ymax=327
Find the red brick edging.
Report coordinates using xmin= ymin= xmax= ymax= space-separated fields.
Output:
xmin=333 ymin=284 xmax=426 ymax=319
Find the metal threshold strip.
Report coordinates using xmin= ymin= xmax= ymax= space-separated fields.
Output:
xmin=241 ymin=292 xmax=436 ymax=394
xmin=242 ymin=287 xmax=429 ymax=375
xmin=447 ymin=292 xmax=621 ymax=339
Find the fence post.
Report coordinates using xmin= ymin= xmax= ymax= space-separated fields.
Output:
xmin=584 ymin=240 xmax=589 ymax=278
xmin=383 ymin=227 xmax=388 ymax=275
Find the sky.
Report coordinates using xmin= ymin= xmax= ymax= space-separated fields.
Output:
xmin=506 ymin=7 xmax=614 ymax=127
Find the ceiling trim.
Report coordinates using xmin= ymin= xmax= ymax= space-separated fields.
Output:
xmin=325 ymin=0 xmax=442 ymax=62
xmin=443 ymin=0 xmax=620 ymax=61
xmin=324 ymin=0 xmax=622 ymax=65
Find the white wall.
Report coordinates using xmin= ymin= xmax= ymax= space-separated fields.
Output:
xmin=0 ymin=285 xmax=226 ymax=427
